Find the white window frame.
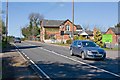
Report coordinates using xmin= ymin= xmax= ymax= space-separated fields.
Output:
xmin=66 ymin=25 xmax=70 ymax=31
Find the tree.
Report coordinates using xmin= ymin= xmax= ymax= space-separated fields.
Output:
xmin=0 ymin=10 xmax=6 ymax=35
xmin=0 ymin=19 xmax=2 ymax=35
xmin=29 ymin=13 xmax=44 ymax=27
xmin=22 ymin=26 xmax=31 ymax=39
xmin=0 ymin=19 xmax=6 ymax=35
xmin=22 ymin=13 xmax=44 ymax=40
xmin=2 ymin=21 xmax=6 ymax=35
xmin=94 ymin=30 xmax=104 ymax=47
xmin=28 ymin=13 xmax=44 ymax=40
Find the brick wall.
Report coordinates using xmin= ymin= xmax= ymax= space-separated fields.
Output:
xmin=40 ymin=20 xmax=78 ymax=43
xmin=59 ymin=20 xmax=77 ymax=41
xmin=59 ymin=20 xmax=77 ymax=31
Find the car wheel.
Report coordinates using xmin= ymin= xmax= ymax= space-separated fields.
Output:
xmin=81 ymin=52 xmax=86 ymax=60
xmin=101 ymin=58 xmax=105 ymax=61
xmin=101 ymin=54 xmax=106 ymax=60
xmin=70 ymin=49 xmax=74 ymax=56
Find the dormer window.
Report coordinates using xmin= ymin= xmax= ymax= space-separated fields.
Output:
xmin=66 ymin=25 xmax=70 ymax=31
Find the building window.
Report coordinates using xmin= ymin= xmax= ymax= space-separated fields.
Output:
xmin=66 ymin=25 xmax=70 ymax=31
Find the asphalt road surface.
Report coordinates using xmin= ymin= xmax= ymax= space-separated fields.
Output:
xmin=14 ymin=41 xmax=120 ymax=80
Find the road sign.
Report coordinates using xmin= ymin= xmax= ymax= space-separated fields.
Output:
xmin=102 ymin=34 xmax=112 ymax=43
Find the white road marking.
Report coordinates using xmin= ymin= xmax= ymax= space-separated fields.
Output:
xmin=13 ymin=43 xmax=51 ymax=79
xmin=29 ymin=59 xmax=50 ymax=79
xmin=25 ymin=42 xmax=120 ymax=78
xmin=16 ymin=50 xmax=27 ymax=61
xmin=13 ymin=44 xmax=27 ymax=61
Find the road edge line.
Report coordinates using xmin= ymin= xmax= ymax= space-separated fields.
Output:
xmin=13 ymin=43 xmax=51 ymax=79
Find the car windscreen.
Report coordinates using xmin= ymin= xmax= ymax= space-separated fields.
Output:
xmin=15 ymin=38 xmax=20 ymax=40
xmin=82 ymin=41 xmax=97 ymax=47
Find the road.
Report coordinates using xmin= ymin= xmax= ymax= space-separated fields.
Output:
xmin=14 ymin=41 xmax=120 ymax=79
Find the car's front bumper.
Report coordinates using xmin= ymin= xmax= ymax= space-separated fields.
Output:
xmin=86 ymin=54 xmax=106 ymax=59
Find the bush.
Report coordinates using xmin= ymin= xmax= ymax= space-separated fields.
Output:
xmin=66 ymin=39 xmax=72 ymax=44
xmin=74 ymin=36 xmax=79 ymax=40
xmin=45 ymin=33 xmax=49 ymax=39
xmin=21 ymin=38 xmax=26 ymax=41
xmin=79 ymin=35 xmax=86 ymax=40
xmin=94 ymin=30 xmax=104 ymax=47
xmin=74 ymin=35 xmax=87 ymax=40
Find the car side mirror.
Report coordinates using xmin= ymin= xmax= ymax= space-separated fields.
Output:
xmin=78 ymin=45 xmax=82 ymax=48
xmin=96 ymin=45 xmax=99 ymax=47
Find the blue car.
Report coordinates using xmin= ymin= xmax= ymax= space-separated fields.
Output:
xmin=69 ymin=40 xmax=106 ymax=60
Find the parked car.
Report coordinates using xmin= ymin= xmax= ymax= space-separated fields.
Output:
xmin=69 ymin=40 xmax=106 ymax=60
xmin=14 ymin=37 xmax=21 ymax=43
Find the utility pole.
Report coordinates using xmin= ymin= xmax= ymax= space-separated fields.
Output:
xmin=5 ymin=0 xmax=8 ymax=44
xmin=72 ymin=0 xmax=74 ymax=40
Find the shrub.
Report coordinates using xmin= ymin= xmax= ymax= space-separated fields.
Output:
xmin=74 ymin=36 xmax=79 ymax=40
xmin=94 ymin=30 xmax=104 ymax=47
xmin=21 ymin=38 xmax=26 ymax=41
xmin=66 ymin=39 xmax=72 ymax=44
xmin=79 ymin=35 xmax=86 ymax=40
xmin=74 ymin=35 xmax=87 ymax=40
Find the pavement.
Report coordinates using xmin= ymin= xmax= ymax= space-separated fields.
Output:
xmin=13 ymin=41 xmax=120 ymax=79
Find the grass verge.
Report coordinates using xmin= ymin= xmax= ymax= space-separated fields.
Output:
xmin=51 ymin=43 xmax=70 ymax=47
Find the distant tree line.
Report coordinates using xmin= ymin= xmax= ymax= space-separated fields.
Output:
xmin=0 ymin=19 xmax=6 ymax=35
xmin=0 ymin=19 xmax=6 ymax=41
xmin=0 ymin=18 xmax=7 ymax=48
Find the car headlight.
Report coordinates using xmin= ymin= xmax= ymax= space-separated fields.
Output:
xmin=87 ymin=50 xmax=93 ymax=55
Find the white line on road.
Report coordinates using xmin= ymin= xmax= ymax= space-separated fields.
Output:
xmin=13 ymin=43 xmax=27 ymax=61
xmin=29 ymin=59 xmax=50 ymax=79
xmin=13 ymin=43 xmax=51 ymax=79
xmin=25 ymin=42 xmax=120 ymax=78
